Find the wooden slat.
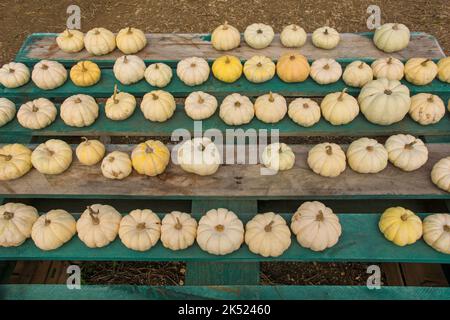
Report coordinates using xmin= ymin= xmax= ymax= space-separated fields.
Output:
xmin=382 ymin=263 xmax=405 ymax=286
xmin=401 ymin=264 xmax=449 ymax=287
xmin=0 ymin=144 xmax=449 ymax=199
xmin=15 ymin=32 xmax=445 ymax=68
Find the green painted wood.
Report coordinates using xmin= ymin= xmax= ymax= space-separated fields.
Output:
xmin=1 ymin=284 xmax=449 ymax=300
xmin=0 ymin=213 xmax=449 ymax=263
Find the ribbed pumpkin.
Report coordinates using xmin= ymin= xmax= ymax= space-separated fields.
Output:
xmin=379 ymin=207 xmax=422 ymax=246
xmin=276 ymin=53 xmax=310 ymax=83
xmin=0 ymin=144 xmax=32 ymax=180
xmin=131 ymin=140 xmax=170 ymax=176
xmin=70 ymin=61 xmax=101 ymax=87
xmin=212 ymin=55 xmax=242 ymax=83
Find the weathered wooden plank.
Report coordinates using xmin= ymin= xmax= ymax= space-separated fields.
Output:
xmin=15 ymin=32 xmax=445 ymax=68
xmin=382 ymin=263 xmax=405 ymax=286
xmin=0 ymin=144 xmax=449 ymax=199
xmin=401 ymin=263 xmax=449 ymax=287
xmin=1 ymin=284 xmax=450 ymax=300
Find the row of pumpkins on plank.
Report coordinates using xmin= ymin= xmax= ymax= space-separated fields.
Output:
xmin=1 ymin=202 xmax=449 ymax=256
xmin=52 ymin=22 xmax=412 ymax=54
xmin=0 ymin=135 xmax=449 ymax=193
xmin=1 ymin=55 xmax=450 ymax=90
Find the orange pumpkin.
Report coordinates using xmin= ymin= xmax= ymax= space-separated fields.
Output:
xmin=276 ymin=53 xmax=310 ymax=83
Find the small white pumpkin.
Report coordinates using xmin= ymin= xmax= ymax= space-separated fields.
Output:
xmin=219 ymin=93 xmax=254 ymax=125
xmin=244 ymin=23 xmax=274 ymax=49
xmin=291 ymin=201 xmax=342 ymax=251
xmin=113 ymin=55 xmax=146 ymax=85
xmin=245 ymin=212 xmax=291 ymax=257
xmin=385 ymin=134 xmax=428 ymax=171
xmin=196 ymin=208 xmax=244 ymax=255
xmin=0 ymin=62 xmax=30 ymax=88
xmin=119 ymin=209 xmax=161 ymax=251
xmin=280 ymin=24 xmax=307 ymax=48
xmin=254 ymin=92 xmax=287 ymax=123
xmin=84 ymin=27 xmax=116 ymax=55
xmin=243 ymin=55 xmax=275 ymax=83
xmin=288 ymin=98 xmax=321 ymax=127
xmin=310 ymin=58 xmax=342 ymax=84
xmin=105 ymin=85 xmax=136 ymax=121
xmin=0 ymin=144 xmax=32 ymax=180
xmin=31 ymin=139 xmax=73 ymax=175
xmin=431 ymin=157 xmax=450 ymax=193
xmin=177 ymin=137 xmax=221 ymax=176
xmin=0 ymin=98 xmax=16 ymax=127
xmin=31 ymin=209 xmax=76 ymax=251
xmin=161 ymin=211 xmax=197 ymax=251
xmin=404 ymin=58 xmax=438 ymax=86
xmin=141 ymin=90 xmax=176 ymax=122
xmin=17 ymin=98 xmax=57 ymax=130
xmin=320 ymin=88 xmax=359 ymax=125
xmin=371 ymin=57 xmax=404 ymax=81
xmin=261 ymin=143 xmax=295 ymax=172
xmin=307 ymin=143 xmax=346 ymax=177
xmin=144 ymin=63 xmax=172 ymax=88
xmin=409 ymin=93 xmax=445 ymax=125
xmin=60 ymin=94 xmax=99 ymax=127
xmin=77 ymin=204 xmax=122 ymax=248
xmin=116 ymin=27 xmax=147 ymax=54
xmin=342 ymin=61 xmax=373 ymax=87
xmin=101 ymin=151 xmax=132 ymax=180
xmin=423 ymin=214 xmax=450 ymax=254
xmin=0 ymin=203 xmax=38 ymax=247
xmin=312 ymin=26 xmax=340 ymax=49
xmin=76 ymin=137 xmax=105 ymax=166
xmin=31 ymin=60 xmax=67 ymax=90
xmin=373 ymin=23 xmax=410 ymax=53
xmin=211 ymin=21 xmax=241 ymax=51
xmin=358 ymin=78 xmax=411 ymax=125
xmin=347 ymin=137 xmax=388 ymax=173
xmin=56 ymin=29 xmax=84 ymax=53
xmin=185 ymin=91 xmax=217 ymax=120
xmin=177 ymin=57 xmax=210 ymax=86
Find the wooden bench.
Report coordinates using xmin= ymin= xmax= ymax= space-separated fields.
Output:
xmin=0 ymin=32 xmax=449 ymax=300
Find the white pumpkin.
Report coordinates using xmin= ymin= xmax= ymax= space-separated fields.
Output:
xmin=342 ymin=61 xmax=373 ymax=87
xmin=254 ymin=92 xmax=287 ymax=123
xmin=176 ymin=57 xmax=210 ymax=86
xmin=385 ymin=134 xmax=428 ymax=171
xmin=0 ymin=98 xmax=16 ymax=127
xmin=76 ymin=137 xmax=105 ymax=166
xmin=409 ymin=93 xmax=445 ymax=125
xmin=0 ymin=203 xmax=38 ymax=247
xmin=219 ymin=93 xmax=254 ymax=125
xmin=116 ymin=27 xmax=147 ymax=54
xmin=141 ymin=90 xmax=176 ymax=122
xmin=307 ymin=143 xmax=346 ymax=177
xmin=291 ymin=201 xmax=342 ymax=251
xmin=288 ymin=98 xmax=321 ymax=127
xmin=404 ymin=58 xmax=438 ymax=86
xmin=161 ymin=211 xmax=197 ymax=251
xmin=320 ymin=89 xmax=359 ymax=125
xmin=101 ymin=151 xmax=132 ymax=180
xmin=105 ymin=85 xmax=136 ymax=121
xmin=60 ymin=94 xmax=99 ymax=127
xmin=310 ymin=58 xmax=342 ymax=84
xmin=371 ymin=57 xmax=404 ymax=81
xmin=312 ymin=26 xmax=340 ymax=49
xmin=244 ymin=23 xmax=274 ymax=49
xmin=0 ymin=144 xmax=32 ymax=180
xmin=0 ymin=62 xmax=30 ymax=88
xmin=245 ymin=212 xmax=291 ymax=257
xmin=144 ymin=63 xmax=172 ymax=88
xmin=196 ymin=208 xmax=244 ymax=255
xmin=31 ymin=139 xmax=73 ymax=175
xmin=431 ymin=157 xmax=450 ymax=193
xmin=31 ymin=209 xmax=76 ymax=250
xmin=358 ymin=78 xmax=411 ymax=125
xmin=243 ymin=55 xmax=276 ymax=83
xmin=56 ymin=29 xmax=84 ymax=53
xmin=184 ymin=91 xmax=218 ymax=120
xmin=113 ymin=55 xmax=146 ymax=85
xmin=211 ymin=21 xmax=241 ymax=51
xmin=423 ymin=214 xmax=450 ymax=254
xmin=84 ymin=27 xmax=116 ymax=55
xmin=261 ymin=143 xmax=295 ymax=172
xmin=17 ymin=98 xmax=57 ymax=130
xmin=177 ymin=137 xmax=221 ymax=176
xmin=31 ymin=60 xmax=67 ymax=90
xmin=280 ymin=24 xmax=307 ymax=48
xmin=119 ymin=209 xmax=161 ymax=251
xmin=347 ymin=137 xmax=388 ymax=173
xmin=373 ymin=23 xmax=410 ymax=53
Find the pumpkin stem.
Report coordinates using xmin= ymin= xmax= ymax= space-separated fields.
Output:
xmin=137 ymin=222 xmax=146 ymax=230
xmin=387 ymin=57 xmax=393 ymax=64
xmin=154 ymin=63 xmax=159 ymax=70
xmin=316 ymin=210 xmax=324 ymax=221
xmin=323 ymin=64 xmax=330 ymax=70
xmin=289 ymin=54 xmax=296 ymax=61
xmin=215 ymin=224 xmax=224 ymax=232
xmin=190 ymin=62 xmax=196 ymax=68
xmin=264 ymin=220 xmax=274 ymax=232
xmin=292 ymin=25 xmax=298 ymax=31
xmin=145 ymin=145 xmax=154 ymax=153
xmin=127 ymin=27 xmax=133 ymax=34
xmin=94 ymin=29 xmax=100 ymax=35
xmin=113 ymin=84 xmax=119 ymax=103
xmin=384 ymin=89 xmax=392 ymax=95
xmin=81 ymin=137 xmax=89 ymax=144
xmin=234 ymin=101 xmax=241 ymax=107
xmin=257 ymin=29 xmax=263 ymax=34
xmin=400 ymin=213 xmax=408 ymax=221
xmin=268 ymin=92 xmax=274 ymax=102
xmin=444 ymin=225 xmax=450 ymax=232
xmin=303 ymin=103 xmax=309 ymax=109
xmin=8 ymin=67 xmax=15 ymax=73
xmin=256 ymin=62 xmax=262 ymax=68
xmin=44 ymin=218 xmax=51 ymax=226
xmin=40 ymin=64 xmax=49 ymax=70
xmin=198 ymin=143 xmax=206 ymax=152
xmin=325 ymin=145 xmax=333 ymax=155
xmin=123 ymin=56 xmax=128 ymax=63
xmin=225 ymin=56 xmax=230 ymax=64
xmin=366 ymin=145 xmax=374 ymax=152
xmin=197 ymin=95 xmax=205 ymax=104
xmin=324 ymin=28 xmax=329 ymax=35
xmin=338 ymin=88 xmax=348 ymax=101
xmin=87 ymin=206 xmax=100 ymax=225
xmin=32 ymin=104 xmax=39 ymax=112
xmin=405 ymin=141 xmax=417 ymax=149
xmin=427 ymin=95 xmax=434 ymax=103
xmin=358 ymin=62 xmax=365 ymax=69
xmin=223 ymin=21 xmax=229 ymax=30
xmin=151 ymin=93 xmax=159 ymax=100
xmin=0 ymin=154 xmax=12 ymax=161
xmin=174 ymin=217 xmax=183 ymax=230
xmin=81 ymin=61 xmax=87 ymax=72
xmin=3 ymin=211 xmax=14 ymax=220
xmin=421 ymin=59 xmax=430 ymax=66
xmin=392 ymin=23 xmax=399 ymax=30
xmin=66 ymin=29 xmax=73 ymax=37
xmin=109 ymin=156 xmax=115 ymax=163
xmin=74 ymin=97 xmax=82 ymax=103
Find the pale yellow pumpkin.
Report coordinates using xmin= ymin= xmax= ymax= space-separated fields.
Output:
xmin=373 ymin=23 xmax=410 ymax=53
xmin=261 ymin=143 xmax=295 ymax=172
xmin=76 ymin=137 xmax=105 ymax=166
xmin=17 ymin=98 xmax=57 ymax=130
xmin=184 ymin=91 xmax=218 ymax=120
xmin=371 ymin=57 xmax=404 ymax=81
xmin=310 ymin=58 xmax=342 ymax=84
xmin=131 ymin=140 xmax=170 ymax=176
xmin=431 ymin=157 xmax=450 ymax=193
xmin=379 ymin=207 xmax=422 ymax=246
xmin=116 ymin=27 xmax=147 ymax=54
xmin=84 ymin=27 xmax=116 ymax=55
xmin=0 ymin=144 xmax=32 ymax=180
xmin=113 ymin=55 xmax=146 ymax=85
xmin=276 ymin=53 xmax=310 ymax=83
xmin=288 ymin=98 xmax=321 ymax=127
xmin=280 ymin=24 xmax=307 ymax=48
xmin=409 ymin=93 xmax=445 ymax=125
xmin=176 ymin=57 xmax=210 ymax=86
xmin=254 ymin=92 xmax=287 ymax=123
xmin=437 ymin=57 xmax=450 ymax=83
xmin=60 ymin=94 xmax=99 ymax=127
xmin=31 ymin=209 xmax=76 ymax=250
xmin=105 ymin=85 xmax=136 ymax=121
xmin=31 ymin=139 xmax=73 ymax=175
xmin=404 ymin=58 xmax=438 ymax=85
xmin=307 ymin=143 xmax=346 ymax=177
xmin=243 ymin=55 xmax=275 ymax=83
xmin=219 ymin=93 xmax=254 ymax=125
xmin=56 ymin=29 xmax=84 ymax=53
xmin=212 ymin=55 xmax=242 ymax=83
xmin=0 ymin=62 xmax=30 ymax=88
xmin=101 ymin=151 xmax=132 ymax=180
xmin=312 ymin=26 xmax=340 ymax=49
xmin=140 ymin=90 xmax=176 ymax=122
xmin=119 ymin=209 xmax=161 ymax=251
xmin=161 ymin=211 xmax=197 ymax=251
xmin=0 ymin=98 xmax=16 ymax=127
xmin=385 ymin=134 xmax=428 ymax=172
xmin=144 ymin=63 xmax=172 ymax=88
xmin=320 ymin=89 xmax=359 ymax=125
xmin=342 ymin=61 xmax=373 ymax=87
xmin=0 ymin=203 xmax=38 ymax=247
xmin=244 ymin=23 xmax=274 ymax=49
xmin=211 ymin=21 xmax=240 ymax=51
xmin=177 ymin=137 xmax=221 ymax=176
xmin=31 ymin=60 xmax=67 ymax=90
xmin=423 ymin=214 xmax=450 ymax=254
xmin=347 ymin=137 xmax=388 ymax=174
xmin=70 ymin=61 xmax=101 ymax=87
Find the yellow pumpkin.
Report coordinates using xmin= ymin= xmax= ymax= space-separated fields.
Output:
xmin=437 ymin=57 xmax=450 ymax=83
xmin=212 ymin=55 xmax=242 ymax=83
xmin=404 ymin=58 xmax=438 ymax=86
xmin=131 ymin=140 xmax=170 ymax=176
xmin=378 ymin=207 xmax=423 ymax=246
xmin=76 ymin=137 xmax=105 ymax=166
xmin=70 ymin=61 xmax=101 ymax=87
xmin=276 ymin=52 xmax=310 ymax=83
xmin=0 ymin=144 xmax=32 ymax=180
